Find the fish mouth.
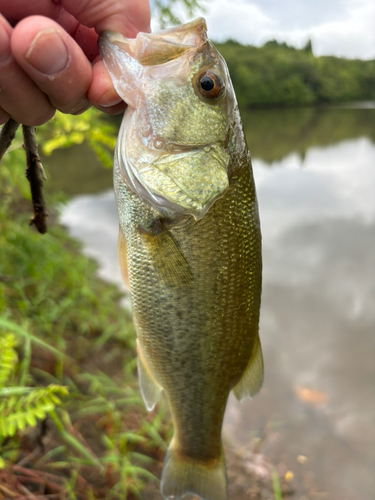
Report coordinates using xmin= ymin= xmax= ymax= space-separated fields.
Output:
xmin=98 ymin=18 xmax=213 ymax=109
xmin=100 ymin=18 xmax=208 ymax=67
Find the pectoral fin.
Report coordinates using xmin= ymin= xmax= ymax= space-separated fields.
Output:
xmin=233 ymin=336 xmax=264 ymax=401
xmin=137 ymin=340 xmax=162 ymax=411
xmin=140 ymin=223 xmax=193 ymax=287
xmin=117 ymin=227 xmax=130 ymax=291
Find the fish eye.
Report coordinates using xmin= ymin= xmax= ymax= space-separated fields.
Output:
xmin=200 ymin=75 xmax=215 ymax=92
xmin=197 ymin=71 xmax=224 ymax=99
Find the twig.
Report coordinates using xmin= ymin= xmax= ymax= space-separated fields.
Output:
xmin=17 ymin=448 xmax=43 ymax=468
xmin=0 ymin=118 xmax=20 ymax=161
xmin=11 ymin=466 xmax=65 ymax=494
xmin=0 ymin=482 xmax=18 ymax=497
xmin=18 ymin=484 xmax=39 ymax=499
xmin=1 ymin=120 xmax=50 ymax=233
xmin=22 ymin=125 xmax=48 ymax=234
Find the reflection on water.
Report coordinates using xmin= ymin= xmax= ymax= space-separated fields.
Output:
xmin=225 ymin=135 xmax=375 ymax=500
xmin=54 ymin=107 xmax=375 ymax=500
xmin=243 ymin=106 xmax=375 ymax=163
xmin=42 ymin=143 xmax=113 ymax=196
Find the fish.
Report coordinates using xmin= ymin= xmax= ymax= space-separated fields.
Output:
xmin=99 ymin=17 xmax=263 ymax=500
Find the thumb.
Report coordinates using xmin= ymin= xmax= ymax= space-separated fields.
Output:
xmin=61 ymin=0 xmax=150 ymax=36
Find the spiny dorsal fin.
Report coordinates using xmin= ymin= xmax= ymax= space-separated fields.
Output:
xmin=233 ymin=336 xmax=264 ymax=401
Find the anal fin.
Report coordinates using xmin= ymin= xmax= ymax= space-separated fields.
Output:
xmin=137 ymin=340 xmax=162 ymax=411
xmin=233 ymin=336 xmax=264 ymax=401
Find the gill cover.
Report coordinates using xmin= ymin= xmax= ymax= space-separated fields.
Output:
xmin=99 ymin=18 xmax=233 ymax=219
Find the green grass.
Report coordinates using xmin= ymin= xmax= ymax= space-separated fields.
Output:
xmin=271 ymin=467 xmax=283 ymax=500
xmin=0 ymin=114 xmax=171 ymax=499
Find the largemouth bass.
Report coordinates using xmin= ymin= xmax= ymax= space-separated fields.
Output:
xmin=99 ymin=18 xmax=263 ymax=500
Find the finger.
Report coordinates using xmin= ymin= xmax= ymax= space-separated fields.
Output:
xmin=11 ymin=16 xmax=93 ymax=115
xmin=71 ymin=23 xmax=99 ymax=62
xmin=0 ymin=15 xmax=55 ymax=125
xmin=88 ymin=58 xmax=126 ymax=114
xmin=61 ymin=0 xmax=151 ymax=36
xmin=0 ymin=0 xmax=61 ymax=21
xmin=1 ymin=0 xmax=151 ymax=37
xmin=0 ymin=107 xmax=10 ymax=125
xmin=1 ymin=2 xmax=100 ymax=62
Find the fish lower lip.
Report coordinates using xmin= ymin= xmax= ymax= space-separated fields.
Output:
xmin=164 ymin=143 xmax=222 ymax=154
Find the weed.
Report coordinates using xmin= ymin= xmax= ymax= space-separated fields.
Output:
xmin=0 ymin=112 xmax=171 ymax=498
xmin=272 ymin=467 xmax=283 ymax=500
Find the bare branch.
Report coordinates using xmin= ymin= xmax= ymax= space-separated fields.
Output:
xmin=0 ymin=118 xmax=20 ymax=161
xmin=22 ymin=125 xmax=48 ymax=234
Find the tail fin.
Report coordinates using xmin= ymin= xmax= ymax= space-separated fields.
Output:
xmin=161 ymin=444 xmax=227 ymax=500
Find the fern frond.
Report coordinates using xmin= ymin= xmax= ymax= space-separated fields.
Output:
xmin=0 ymin=384 xmax=69 ymax=437
xmin=0 ymin=333 xmax=18 ymax=388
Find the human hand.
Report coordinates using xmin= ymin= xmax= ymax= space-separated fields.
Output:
xmin=0 ymin=0 xmax=150 ymax=126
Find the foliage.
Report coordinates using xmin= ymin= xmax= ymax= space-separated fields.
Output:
xmin=216 ymin=39 xmax=375 ymax=108
xmin=38 ymin=108 xmax=117 ymax=168
xmin=0 ymin=383 xmax=68 ymax=439
xmin=0 ymin=332 xmax=67 ymax=443
xmin=0 ymin=113 xmax=170 ymax=497
xmin=0 ymin=333 xmax=17 ymax=388
xmin=0 ymin=0 xmax=198 ymax=494
xmin=153 ymin=0 xmax=205 ymax=28
xmin=271 ymin=468 xmax=283 ymax=500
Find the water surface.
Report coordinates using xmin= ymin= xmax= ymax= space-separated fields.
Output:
xmin=44 ymin=106 xmax=375 ymax=500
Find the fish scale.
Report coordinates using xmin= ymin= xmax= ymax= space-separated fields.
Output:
xmin=114 ymin=151 xmax=261 ymax=455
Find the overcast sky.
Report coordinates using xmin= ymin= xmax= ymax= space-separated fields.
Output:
xmin=152 ymin=0 xmax=375 ymax=59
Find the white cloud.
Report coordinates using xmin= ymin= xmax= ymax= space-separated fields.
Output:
xmin=308 ymin=1 xmax=375 ymax=58
xmin=202 ymin=0 xmax=274 ymax=46
xmin=201 ymin=0 xmax=375 ymax=59
xmin=250 ymin=0 xmax=348 ymax=30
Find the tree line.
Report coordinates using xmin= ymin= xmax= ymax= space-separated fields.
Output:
xmin=216 ymin=39 xmax=375 ymax=107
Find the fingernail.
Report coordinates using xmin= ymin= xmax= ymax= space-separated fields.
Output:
xmin=26 ymin=28 xmax=69 ymax=75
xmin=98 ymin=89 xmax=123 ymax=108
xmin=0 ymin=22 xmax=11 ymax=64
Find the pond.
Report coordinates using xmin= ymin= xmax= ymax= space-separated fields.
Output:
xmin=43 ymin=104 xmax=375 ymax=500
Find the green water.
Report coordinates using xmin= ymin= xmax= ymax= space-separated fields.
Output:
xmin=242 ymin=104 xmax=375 ymax=162
xmin=44 ymin=104 xmax=375 ymax=193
